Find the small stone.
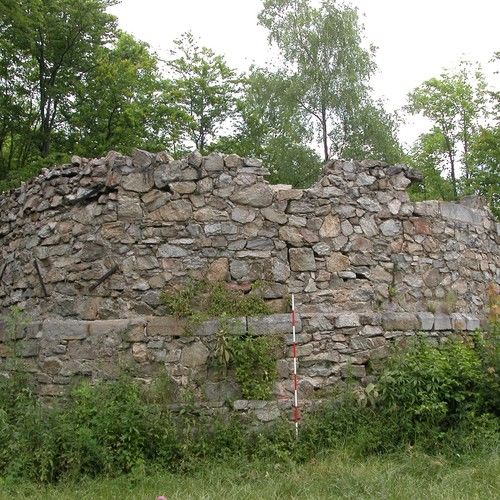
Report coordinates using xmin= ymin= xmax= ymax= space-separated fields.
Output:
xmin=357 ymin=172 xmax=376 ymax=186
xmin=289 ymin=248 xmax=316 ymax=271
xmin=181 ymin=342 xmax=209 ymax=367
xmin=313 ymin=242 xmax=331 ymax=256
xmin=417 ymin=312 xmax=434 ymax=331
xmin=358 ymin=197 xmax=381 ymax=212
xmin=122 ymin=172 xmax=154 ymax=193
xmin=206 ymin=258 xmax=229 ymax=281
xmin=450 ymin=313 xmax=466 ymax=331
xmin=434 ymin=313 xmax=452 ymax=331
xmin=319 ymin=214 xmax=341 ymax=238
xmin=231 ymin=184 xmax=274 ymax=207
xmin=380 ymin=219 xmax=402 ymax=236
xmin=203 ymin=152 xmax=224 ymax=171
xmin=131 ymin=148 xmax=155 ymax=167
xmin=169 ymin=181 xmax=196 ymax=194
xmin=261 ymin=207 xmax=287 ymax=224
xmin=244 ymin=157 xmax=262 ymax=167
xmin=341 ymin=220 xmax=354 ymax=236
xmin=231 ymin=206 xmax=256 ymax=223
xmin=224 ymin=154 xmax=244 ymax=168
xmin=382 ymin=313 xmax=419 ymax=331
xmin=336 ymin=313 xmax=360 ymax=328
xmin=132 ymin=343 xmax=148 ymax=363
xmin=187 ymin=150 xmax=203 ymax=167
xmin=326 ymin=253 xmax=350 ymax=273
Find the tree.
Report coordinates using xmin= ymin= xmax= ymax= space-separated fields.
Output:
xmin=0 ymin=0 xmax=117 ymax=157
xmin=339 ymin=100 xmax=404 ymax=164
xmin=407 ymin=62 xmax=488 ymax=198
xmin=67 ymin=32 xmax=164 ymax=156
xmin=0 ymin=23 xmax=37 ymax=179
xmin=258 ymin=0 xmax=376 ymax=161
xmin=406 ymin=130 xmax=455 ymax=202
xmin=168 ymin=32 xmax=237 ymax=154
xmin=211 ymin=68 xmax=322 ymax=187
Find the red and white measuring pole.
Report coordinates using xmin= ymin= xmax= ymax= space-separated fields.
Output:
xmin=291 ymin=294 xmax=300 ymax=438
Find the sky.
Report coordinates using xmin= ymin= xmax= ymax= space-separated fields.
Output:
xmin=109 ymin=0 xmax=500 ymax=147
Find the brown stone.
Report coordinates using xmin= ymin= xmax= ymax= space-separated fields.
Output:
xmin=289 ymin=248 xmax=316 ymax=271
xmin=319 ymin=214 xmax=341 ymax=238
xmin=206 ymin=258 xmax=230 ymax=281
xmin=326 ymin=253 xmax=350 ymax=273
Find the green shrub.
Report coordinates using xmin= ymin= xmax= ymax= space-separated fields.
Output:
xmin=0 ymin=335 xmax=498 ymax=484
xmin=378 ymin=338 xmax=488 ymax=426
xmin=162 ymin=279 xmax=271 ymax=320
xmin=229 ymin=333 xmax=281 ymax=400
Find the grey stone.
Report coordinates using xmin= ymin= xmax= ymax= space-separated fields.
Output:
xmin=326 ymin=253 xmax=350 ymax=273
xmin=417 ymin=312 xmax=434 ymax=331
xmin=335 ymin=313 xmax=360 ymax=328
xmin=224 ymin=154 xmax=244 ymax=169
xmin=358 ymin=197 xmax=381 ymax=212
xmin=158 ymin=244 xmax=189 ymax=258
xmin=359 ymin=216 xmax=378 ymax=237
xmin=440 ymin=202 xmax=483 ymax=226
xmin=313 ymin=242 xmax=331 ymax=256
xmin=261 ymin=207 xmax=287 ymax=224
xmin=433 ymin=313 xmax=452 ymax=331
xmin=230 ymin=184 xmax=274 ymax=207
xmin=380 ymin=219 xmax=402 ymax=237
xmin=181 ymin=342 xmax=209 ymax=367
xmin=187 ymin=150 xmax=203 ymax=167
xmin=244 ymin=157 xmax=262 ymax=168
xmin=41 ymin=320 xmax=88 ymax=340
xmin=204 ymin=152 xmax=225 ymax=172
xmin=231 ymin=206 xmax=256 ymax=223
xmin=289 ymin=248 xmax=316 ymax=271
xmin=131 ymin=148 xmax=155 ymax=167
xmin=357 ymin=172 xmax=376 ymax=186
xmin=122 ymin=172 xmax=154 ymax=193
xmin=463 ymin=314 xmax=480 ymax=331
xmin=382 ymin=313 xmax=419 ymax=331
xmin=248 ymin=314 xmax=302 ymax=335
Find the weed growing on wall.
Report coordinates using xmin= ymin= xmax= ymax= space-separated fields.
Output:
xmin=161 ymin=279 xmax=271 ymax=320
xmin=211 ymin=316 xmax=281 ymax=399
xmin=228 ymin=332 xmax=281 ymax=400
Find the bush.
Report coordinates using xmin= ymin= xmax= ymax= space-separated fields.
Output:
xmin=0 ymin=335 xmax=498 ymax=484
xmin=378 ymin=338 xmax=488 ymax=427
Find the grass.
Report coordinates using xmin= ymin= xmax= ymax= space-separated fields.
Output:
xmin=1 ymin=449 xmax=498 ymax=500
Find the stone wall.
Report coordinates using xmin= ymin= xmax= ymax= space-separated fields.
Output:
xmin=1 ymin=149 xmax=498 ymax=320
xmin=0 ymin=310 xmax=483 ymax=421
xmin=0 ymin=149 xmax=498 ymax=415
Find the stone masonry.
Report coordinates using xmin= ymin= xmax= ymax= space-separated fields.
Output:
xmin=0 ymin=149 xmax=498 ymax=417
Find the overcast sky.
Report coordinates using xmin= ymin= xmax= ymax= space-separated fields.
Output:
xmin=109 ymin=0 xmax=499 ymax=147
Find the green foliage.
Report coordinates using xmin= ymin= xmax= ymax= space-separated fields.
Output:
xmin=0 ymin=334 xmax=498 ymax=484
xmin=406 ymin=61 xmax=493 ymax=201
xmin=162 ymin=280 xmax=271 ymax=320
xmin=259 ymin=0 xmax=377 ymax=161
xmin=465 ymin=126 xmax=500 ymax=217
xmin=378 ymin=338 xmax=495 ymax=428
xmin=228 ymin=332 xmax=281 ymax=400
xmin=168 ymin=31 xmax=238 ymax=154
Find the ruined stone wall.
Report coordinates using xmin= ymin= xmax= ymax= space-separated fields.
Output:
xmin=0 ymin=149 xmax=498 ymax=412
xmin=1 ymin=149 xmax=498 ymax=320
